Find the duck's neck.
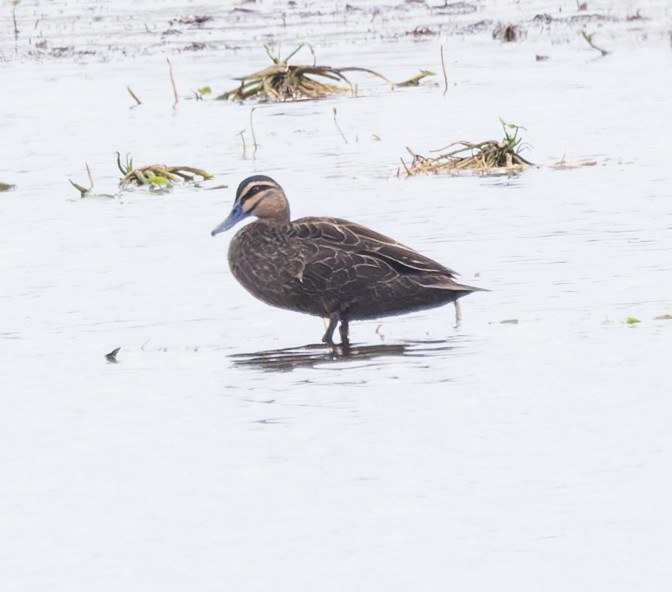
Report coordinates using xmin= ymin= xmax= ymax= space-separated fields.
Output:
xmin=257 ymin=211 xmax=291 ymax=228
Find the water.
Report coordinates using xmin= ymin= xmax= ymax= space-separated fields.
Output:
xmin=1 ymin=2 xmax=672 ymax=590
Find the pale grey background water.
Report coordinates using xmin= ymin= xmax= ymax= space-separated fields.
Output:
xmin=1 ymin=1 xmax=671 ymax=590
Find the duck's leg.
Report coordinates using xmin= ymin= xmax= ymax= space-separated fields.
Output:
xmin=322 ymin=314 xmax=339 ymax=345
xmin=338 ymin=319 xmax=350 ymax=346
xmin=454 ymin=300 xmax=462 ymax=328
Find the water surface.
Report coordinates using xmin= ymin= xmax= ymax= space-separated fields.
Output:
xmin=1 ymin=2 xmax=671 ymax=590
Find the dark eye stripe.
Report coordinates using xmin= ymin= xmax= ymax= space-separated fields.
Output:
xmin=240 ymin=183 xmax=273 ymax=204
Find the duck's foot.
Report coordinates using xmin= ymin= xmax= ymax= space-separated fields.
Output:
xmin=453 ymin=300 xmax=462 ymax=329
xmin=322 ymin=314 xmax=339 ymax=345
xmin=339 ymin=319 xmax=350 ymax=346
xmin=322 ymin=314 xmax=350 ymax=348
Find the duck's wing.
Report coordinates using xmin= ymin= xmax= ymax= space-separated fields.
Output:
xmin=292 ymin=217 xmax=460 ymax=278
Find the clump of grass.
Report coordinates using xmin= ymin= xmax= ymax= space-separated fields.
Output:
xmin=116 ymin=152 xmax=212 ymax=189
xmin=216 ymin=44 xmax=434 ymax=102
xmin=401 ymin=119 xmax=534 ymax=176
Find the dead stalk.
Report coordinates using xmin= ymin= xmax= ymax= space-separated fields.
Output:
xmin=167 ymin=58 xmax=179 ymax=107
xmin=333 ymin=108 xmax=348 ymax=144
xmin=440 ymin=45 xmax=448 ymax=95
xmin=127 ymin=86 xmax=142 ymax=107
xmin=250 ymin=108 xmax=258 ymax=157
xmin=12 ymin=1 xmax=20 ymax=39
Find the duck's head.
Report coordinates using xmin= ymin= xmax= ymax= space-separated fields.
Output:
xmin=211 ymin=175 xmax=290 ymax=236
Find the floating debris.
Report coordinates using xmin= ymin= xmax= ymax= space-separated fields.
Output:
xmin=654 ymin=314 xmax=672 ymax=320
xmin=401 ymin=119 xmax=534 ymax=176
xmin=548 ymin=157 xmax=598 ymax=169
xmin=0 ymin=182 xmax=15 ymax=192
xmin=169 ymin=15 xmax=213 ymax=27
xmin=105 ymin=347 xmax=121 ymax=363
xmin=626 ymin=10 xmax=646 ymax=21
xmin=216 ymin=44 xmax=434 ymax=102
xmin=493 ymin=23 xmax=526 ymax=42
xmin=116 ymin=152 xmax=212 ymax=189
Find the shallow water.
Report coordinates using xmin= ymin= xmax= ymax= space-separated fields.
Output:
xmin=2 ymin=2 xmax=672 ymax=590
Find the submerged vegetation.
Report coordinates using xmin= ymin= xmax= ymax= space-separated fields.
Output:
xmin=216 ymin=44 xmax=434 ymax=102
xmin=116 ymin=152 xmax=212 ymax=189
xmin=401 ymin=119 xmax=534 ymax=176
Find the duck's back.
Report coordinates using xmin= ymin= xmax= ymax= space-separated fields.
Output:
xmin=229 ymin=217 xmax=478 ymax=320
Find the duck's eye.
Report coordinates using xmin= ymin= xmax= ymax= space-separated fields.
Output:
xmin=242 ymin=183 xmax=272 ymax=203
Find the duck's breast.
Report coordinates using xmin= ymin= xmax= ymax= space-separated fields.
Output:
xmin=227 ymin=223 xmax=328 ymax=316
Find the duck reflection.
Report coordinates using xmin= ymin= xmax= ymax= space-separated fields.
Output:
xmin=229 ymin=339 xmax=459 ymax=372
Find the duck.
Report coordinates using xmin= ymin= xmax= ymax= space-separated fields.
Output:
xmin=211 ymin=175 xmax=484 ymax=346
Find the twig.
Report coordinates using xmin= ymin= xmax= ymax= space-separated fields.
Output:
xmin=250 ymin=108 xmax=258 ymax=157
xmin=127 ymin=86 xmax=142 ymax=107
xmin=333 ymin=108 xmax=348 ymax=144
xmin=307 ymin=43 xmax=317 ymax=66
xmin=440 ymin=45 xmax=448 ymax=95
xmin=167 ymin=58 xmax=179 ymax=107
xmin=581 ymin=30 xmax=609 ymax=56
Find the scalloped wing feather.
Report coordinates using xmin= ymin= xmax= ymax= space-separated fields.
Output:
xmin=293 ymin=217 xmax=459 ymax=278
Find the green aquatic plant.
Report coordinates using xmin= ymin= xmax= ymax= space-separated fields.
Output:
xmin=193 ymin=85 xmax=212 ymax=100
xmin=401 ymin=118 xmax=534 ymax=176
xmin=499 ymin=117 xmax=526 ymax=151
xmin=216 ymin=43 xmax=434 ymax=102
xmin=602 ymin=316 xmax=644 ymax=327
xmin=116 ymin=152 xmax=212 ymax=189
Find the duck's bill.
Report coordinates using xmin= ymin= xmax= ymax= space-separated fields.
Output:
xmin=211 ymin=205 xmax=244 ymax=236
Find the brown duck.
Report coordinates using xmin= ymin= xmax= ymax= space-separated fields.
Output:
xmin=211 ymin=175 xmax=484 ymax=345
